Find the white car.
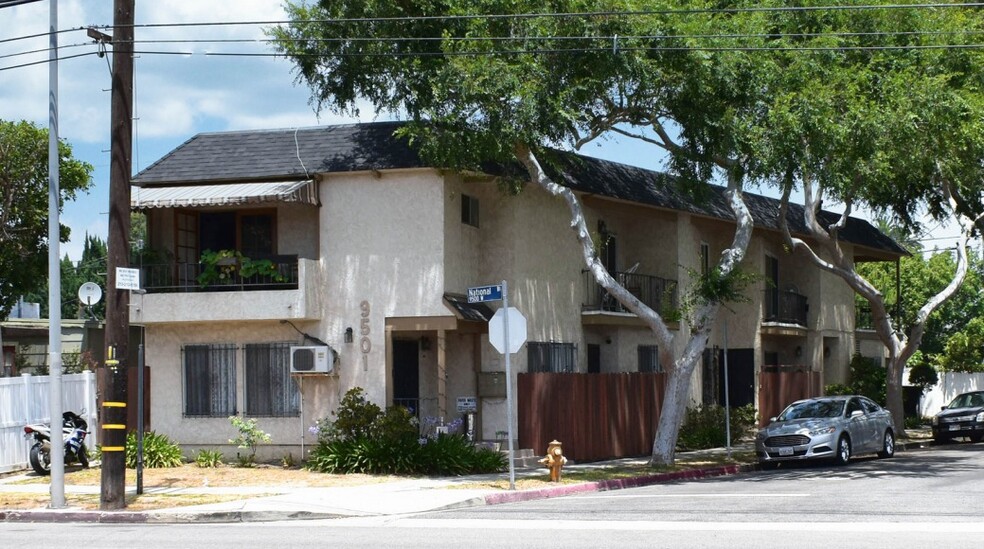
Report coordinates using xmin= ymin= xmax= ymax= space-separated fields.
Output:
xmin=756 ymin=395 xmax=895 ymax=467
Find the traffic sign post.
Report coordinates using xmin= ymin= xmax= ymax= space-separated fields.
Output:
xmin=467 ymin=281 xmax=528 ymax=490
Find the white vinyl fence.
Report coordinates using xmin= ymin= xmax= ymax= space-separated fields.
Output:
xmin=0 ymin=372 xmax=98 ymax=473
xmin=906 ymin=369 xmax=984 ymax=418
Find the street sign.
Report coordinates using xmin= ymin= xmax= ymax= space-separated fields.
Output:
xmin=489 ymin=307 xmax=527 ymax=354
xmin=115 ymin=267 xmax=141 ymax=291
xmin=456 ymin=396 xmax=477 ymax=413
xmin=467 ymin=284 xmax=502 ymax=303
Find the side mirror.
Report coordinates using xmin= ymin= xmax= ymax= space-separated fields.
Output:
xmin=941 ymin=406 xmax=948 ymax=411
xmin=769 ymin=417 xmax=777 ymax=423
xmin=850 ymin=410 xmax=864 ymax=418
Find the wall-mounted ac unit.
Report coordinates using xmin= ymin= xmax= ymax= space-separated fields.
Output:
xmin=290 ymin=346 xmax=333 ymax=374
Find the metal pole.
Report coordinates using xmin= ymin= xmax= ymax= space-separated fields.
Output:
xmin=723 ymin=319 xmax=732 ymax=460
xmin=502 ymin=279 xmax=515 ymax=490
xmin=136 ymin=341 xmax=144 ymax=494
xmin=299 ymin=376 xmax=305 ymax=460
xmin=47 ymin=0 xmax=65 ymax=509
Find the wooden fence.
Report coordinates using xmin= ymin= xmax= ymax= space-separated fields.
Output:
xmin=757 ymin=366 xmax=822 ymax=426
xmin=518 ymin=372 xmax=666 ymax=462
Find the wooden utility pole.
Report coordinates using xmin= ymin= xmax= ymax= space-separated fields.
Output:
xmin=101 ymin=0 xmax=133 ymax=511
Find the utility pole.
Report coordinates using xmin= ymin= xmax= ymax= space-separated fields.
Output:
xmin=100 ymin=0 xmax=134 ymax=511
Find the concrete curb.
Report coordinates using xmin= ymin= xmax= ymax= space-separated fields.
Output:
xmin=483 ymin=463 xmax=748 ymax=506
xmin=0 ymin=438 xmax=934 ymax=524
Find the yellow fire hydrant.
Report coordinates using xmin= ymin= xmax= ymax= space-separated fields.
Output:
xmin=539 ymin=440 xmax=567 ymax=482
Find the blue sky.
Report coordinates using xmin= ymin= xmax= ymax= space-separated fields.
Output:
xmin=1 ymin=1 xmax=960 ymax=263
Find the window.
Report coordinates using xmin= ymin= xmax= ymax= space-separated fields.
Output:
xmin=461 ymin=194 xmax=480 ymax=227
xmin=183 ymin=344 xmax=237 ymax=417
xmin=198 ymin=210 xmax=276 ymax=257
xmin=638 ymin=345 xmax=663 ymax=373
xmin=699 ymin=242 xmax=710 ymax=276
xmin=528 ymin=342 xmax=576 ymax=373
xmin=245 ymin=343 xmax=300 ymax=417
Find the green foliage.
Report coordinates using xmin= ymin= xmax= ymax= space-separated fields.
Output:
xmin=0 ymin=119 xmax=94 ymax=317
xmin=681 ymin=267 xmax=761 ymax=320
xmin=229 ymin=416 xmax=271 ymax=467
xmin=905 ymin=416 xmax=927 ymax=430
xmin=124 ymin=431 xmax=184 ymax=469
xmin=907 ymin=361 xmax=939 ymax=392
xmin=307 ymin=386 xmax=505 ymax=475
xmin=936 ymin=317 xmax=984 ymax=373
xmin=197 ymin=249 xmax=287 ymax=287
xmin=824 ymin=383 xmax=853 ymax=396
xmin=676 ymin=404 xmax=757 ymax=452
xmin=825 ymin=354 xmax=887 ymax=403
xmin=332 ymin=388 xmax=383 ymax=440
xmin=848 ymin=354 xmax=887 ymax=405
xmin=194 ymin=449 xmax=224 ymax=468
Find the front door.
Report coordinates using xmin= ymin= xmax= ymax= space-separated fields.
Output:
xmin=392 ymin=339 xmax=420 ymax=413
xmin=718 ymin=348 xmax=755 ymax=408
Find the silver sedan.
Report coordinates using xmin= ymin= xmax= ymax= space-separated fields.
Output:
xmin=756 ymin=395 xmax=895 ymax=467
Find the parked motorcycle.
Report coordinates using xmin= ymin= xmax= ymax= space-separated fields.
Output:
xmin=23 ymin=411 xmax=90 ymax=476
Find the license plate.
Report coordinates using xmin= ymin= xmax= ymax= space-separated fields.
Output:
xmin=949 ymin=425 xmax=961 ymax=431
xmin=778 ymin=447 xmax=794 ymax=456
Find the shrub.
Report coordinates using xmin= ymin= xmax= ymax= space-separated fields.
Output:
xmin=124 ymin=431 xmax=184 ymax=468
xmin=849 ymin=353 xmax=886 ymax=405
xmin=229 ymin=416 xmax=271 ymax=467
xmin=676 ymin=404 xmax=757 ymax=451
xmin=306 ymin=386 xmax=505 ymax=475
xmin=195 ymin=449 xmax=223 ymax=468
xmin=908 ymin=362 xmax=939 ymax=392
xmin=824 ymin=383 xmax=853 ymax=396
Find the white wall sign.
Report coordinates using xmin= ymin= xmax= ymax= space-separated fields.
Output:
xmin=115 ymin=267 xmax=141 ymax=291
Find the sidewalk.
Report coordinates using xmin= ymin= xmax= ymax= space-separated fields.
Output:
xmin=0 ymin=436 xmax=931 ymax=524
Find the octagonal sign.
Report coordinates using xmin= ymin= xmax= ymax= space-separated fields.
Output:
xmin=489 ymin=307 xmax=527 ymax=354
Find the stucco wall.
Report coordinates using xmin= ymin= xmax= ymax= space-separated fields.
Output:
xmin=145 ymin=321 xmax=341 ymax=457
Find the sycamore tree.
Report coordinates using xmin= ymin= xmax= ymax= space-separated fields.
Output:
xmin=0 ymin=119 xmax=93 ymax=317
xmin=739 ymin=4 xmax=984 ymax=435
xmin=271 ymin=1 xmax=781 ymax=464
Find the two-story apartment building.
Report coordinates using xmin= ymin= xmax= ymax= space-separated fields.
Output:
xmin=130 ymin=121 xmax=906 ymax=458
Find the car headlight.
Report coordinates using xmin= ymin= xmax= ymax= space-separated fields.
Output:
xmin=809 ymin=426 xmax=836 ymax=436
xmin=976 ymin=412 xmax=984 ymax=423
xmin=755 ymin=431 xmax=766 ymax=440
xmin=932 ymin=416 xmax=939 ymax=426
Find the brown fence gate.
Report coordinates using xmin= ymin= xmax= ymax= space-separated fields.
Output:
xmin=758 ymin=365 xmax=822 ymax=427
xmin=518 ymin=372 xmax=666 ymax=462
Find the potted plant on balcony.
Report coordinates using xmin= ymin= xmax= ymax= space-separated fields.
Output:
xmin=198 ymin=249 xmax=241 ymax=287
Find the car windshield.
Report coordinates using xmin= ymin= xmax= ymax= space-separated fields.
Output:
xmin=948 ymin=392 xmax=984 ymax=409
xmin=778 ymin=400 xmax=845 ymax=420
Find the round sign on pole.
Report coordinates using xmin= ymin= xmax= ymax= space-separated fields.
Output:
xmin=489 ymin=307 xmax=527 ymax=354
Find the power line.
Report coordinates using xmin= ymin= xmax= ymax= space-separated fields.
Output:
xmin=82 ymin=3 xmax=984 ymax=31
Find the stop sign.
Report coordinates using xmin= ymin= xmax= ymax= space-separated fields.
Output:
xmin=489 ymin=307 xmax=527 ymax=354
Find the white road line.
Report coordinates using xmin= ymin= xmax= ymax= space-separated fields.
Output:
xmin=334 ymin=518 xmax=984 ymax=533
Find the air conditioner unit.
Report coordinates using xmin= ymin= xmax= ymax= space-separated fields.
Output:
xmin=290 ymin=346 xmax=333 ymax=374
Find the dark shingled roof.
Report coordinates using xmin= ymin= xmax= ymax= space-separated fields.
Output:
xmin=132 ymin=121 xmax=907 ymax=258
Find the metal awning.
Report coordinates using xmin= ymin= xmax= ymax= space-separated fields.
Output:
xmin=131 ymin=180 xmax=318 ymax=209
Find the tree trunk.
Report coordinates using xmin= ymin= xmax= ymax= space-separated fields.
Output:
xmin=886 ymin=354 xmax=906 ymax=435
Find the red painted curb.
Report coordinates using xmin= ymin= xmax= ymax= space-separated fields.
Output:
xmin=483 ymin=463 xmax=748 ymax=506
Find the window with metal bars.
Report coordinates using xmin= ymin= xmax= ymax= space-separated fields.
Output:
xmin=182 ymin=343 xmax=237 ymax=417
xmin=637 ymin=345 xmax=663 ymax=373
xmin=245 ymin=342 xmax=300 ymax=417
xmin=527 ymin=342 xmax=576 ymax=373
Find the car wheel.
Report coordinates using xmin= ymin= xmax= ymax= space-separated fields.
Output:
xmin=833 ymin=435 xmax=851 ymax=465
xmin=878 ymin=429 xmax=895 ymax=458
xmin=933 ymin=435 xmax=952 ymax=445
xmin=969 ymin=433 xmax=983 ymax=443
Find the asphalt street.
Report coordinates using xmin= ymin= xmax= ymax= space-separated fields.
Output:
xmin=1 ymin=442 xmax=981 ymax=549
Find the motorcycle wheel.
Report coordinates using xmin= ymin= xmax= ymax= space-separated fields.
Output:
xmin=77 ymin=443 xmax=89 ymax=468
xmin=29 ymin=444 xmax=51 ymax=476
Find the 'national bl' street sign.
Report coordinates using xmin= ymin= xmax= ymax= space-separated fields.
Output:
xmin=467 ymin=284 xmax=502 ymax=303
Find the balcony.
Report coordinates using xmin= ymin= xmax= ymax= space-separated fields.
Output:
xmin=141 ymin=255 xmax=300 ymax=293
xmin=582 ymin=270 xmax=678 ymax=317
xmin=763 ymin=288 xmax=808 ymax=327
xmin=856 ymin=302 xmax=900 ymax=331
xmin=133 ymin=257 xmax=321 ymax=324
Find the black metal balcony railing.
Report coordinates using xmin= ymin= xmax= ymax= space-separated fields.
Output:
xmin=763 ymin=288 xmax=808 ymax=327
xmin=140 ymin=256 xmax=299 ymax=293
xmin=582 ymin=270 xmax=679 ymax=316
xmin=855 ymin=302 xmax=901 ymax=330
